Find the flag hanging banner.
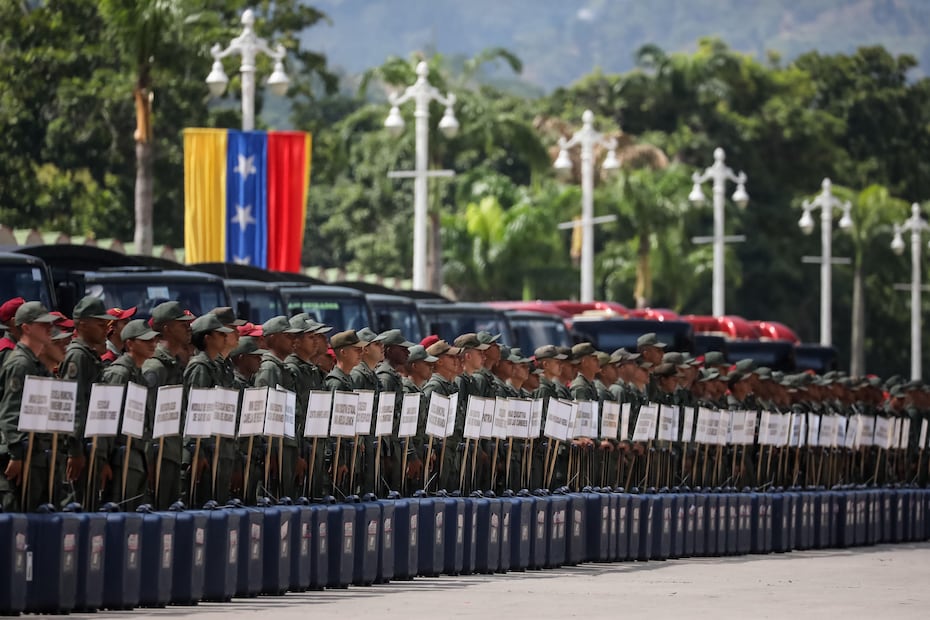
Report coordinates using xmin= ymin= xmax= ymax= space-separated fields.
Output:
xmin=184 ymin=128 xmax=311 ymax=272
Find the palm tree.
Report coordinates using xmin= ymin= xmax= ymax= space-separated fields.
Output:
xmin=100 ymin=0 xmax=182 ymax=256
xmin=830 ymin=184 xmax=909 ymax=375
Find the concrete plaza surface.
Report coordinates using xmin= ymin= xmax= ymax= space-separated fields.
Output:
xmin=112 ymin=543 xmax=930 ymax=620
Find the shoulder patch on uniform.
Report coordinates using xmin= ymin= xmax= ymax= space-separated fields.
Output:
xmin=7 ymin=375 xmax=21 ymax=394
xmin=65 ymin=361 xmax=79 ymax=379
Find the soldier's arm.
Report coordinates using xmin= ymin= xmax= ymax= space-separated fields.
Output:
xmin=0 ymin=365 xmax=28 ymax=460
xmin=61 ymin=350 xmax=96 ymax=458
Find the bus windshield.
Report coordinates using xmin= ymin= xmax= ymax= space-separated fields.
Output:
xmin=0 ymin=264 xmax=53 ymax=308
xmin=85 ymin=280 xmax=228 ymax=319
xmin=284 ymin=294 xmax=372 ymax=332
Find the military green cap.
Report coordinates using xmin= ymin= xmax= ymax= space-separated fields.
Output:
xmin=476 ymin=331 xmax=501 ymax=345
xmin=610 ymin=348 xmax=640 ymax=364
xmin=357 ymin=327 xmax=387 ymax=343
xmin=662 ymin=351 xmax=688 ymax=368
xmin=210 ymin=306 xmax=247 ymax=327
xmin=534 ymin=345 xmax=568 ymax=361
xmin=121 ymin=318 xmax=159 ymax=341
xmin=407 ymin=344 xmax=438 ymax=363
xmin=453 ymin=333 xmax=490 ymax=350
xmin=508 ymin=347 xmax=531 ymax=364
xmin=72 ymin=295 xmax=112 ymax=321
xmin=380 ymin=329 xmax=414 ymax=347
xmin=571 ymin=342 xmax=597 ymax=361
xmin=263 ymin=315 xmax=302 ymax=336
xmin=754 ymin=366 xmax=773 ymax=380
xmin=636 ymin=332 xmax=668 ymax=351
xmin=230 ymin=336 xmax=263 ymax=357
xmin=703 ymin=351 xmax=726 ymax=367
xmin=595 ymin=351 xmax=612 ymax=367
xmin=288 ymin=315 xmax=314 ymax=333
xmin=151 ymin=301 xmax=195 ymax=325
xmin=698 ymin=368 xmax=721 ymax=382
xmin=191 ymin=313 xmax=233 ymax=336
xmin=14 ymin=301 xmax=57 ymax=326
xmin=51 ymin=327 xmax=72 ymax=341
xmin=331 ymin=329 xmax=366 ymax=349
xmin=426 ymin=340 xmax=462 ymax=357
xmin=652 ymin=362 xmax=678 ymax=377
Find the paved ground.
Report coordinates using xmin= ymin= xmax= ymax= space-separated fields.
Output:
xmin=104 ymin=543 xmax=930 ymax=619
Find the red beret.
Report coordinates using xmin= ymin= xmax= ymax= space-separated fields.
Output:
xmin=106 ymin=306 xmax=137 ymax=320
xmin=420 ymin=334 xmax=440 ymax=349
xmin=49 ymin=311 xmax=74 ymax=329
xmin=237 ymin=322 xmax=262 ymax=337
xmin=0 ymin=297 xmax=25 ymax=324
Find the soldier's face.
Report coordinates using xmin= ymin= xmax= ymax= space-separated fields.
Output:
xmin=640 ymin=346 xmax=663 ymax=365
xmin=23 ymin=321 xmax=53 ymax=347
xmin=80 ymin=317 xmax=109 ymax=346
xmin=127 ymin=337 xmax=157 ymax=360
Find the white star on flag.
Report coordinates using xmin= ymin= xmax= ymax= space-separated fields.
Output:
xmin=233 ymin=255 xmax=252 ymax=265
xmin=234 ymin=154 xmax=256 ymax=180
xmin=231 ymin=204 xmax=256 ymax=230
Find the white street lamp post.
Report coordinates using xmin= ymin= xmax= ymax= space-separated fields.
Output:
xmin=891 ymin=203 xmax=929 ymax=380
xmin=384 ymin=61 xmax=458 ymax=291
xmin=798 ymin=178 xmax=853 ymax=347
xmin=553 ymin=110 xmax=619 ymax=303
xmin=205 ymin=9 xmax=290 ymax=131
xmin=689 ymin=148 xmax=749 ymax=317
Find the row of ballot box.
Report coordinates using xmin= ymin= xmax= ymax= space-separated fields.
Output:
xmin=1 ymin=486 xmax=927 ymax=614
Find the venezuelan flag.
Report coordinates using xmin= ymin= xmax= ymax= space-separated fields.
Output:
xmin=183 ymin=128 xmax=311 ymax=272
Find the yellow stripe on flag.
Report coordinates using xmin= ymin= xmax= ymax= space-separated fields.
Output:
xmin=299 ymin=133 xmax=312 ymax=252
xmin=183 ymin=128 xmax=228 ymax=263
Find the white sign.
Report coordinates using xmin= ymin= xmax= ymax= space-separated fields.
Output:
xmin=240 ymin=387 xmax=269 ymax=437
xmin=47 ymin=379 xmax=77 ymax=434
xmin=632 ymin=403 xmax=658 ymax=442
xmin=758 ymin=411 xmax=771 ymax=446
xmin=601 ymin=401 xmax=620 ymax=440
xmin=806 ymin=414 xmax=821 ymax=447
xmin=508 ymin=399 xmax=532 ymax=440
xmin=425 ymin=392 xmax=450 ymax=439
xmin=744 ymin=411 xmax=757 ymax=445
xmin=212 ymin=387 xmax=239 ymax=438
xmin=463 ymin=396 xmax=486 ymax=440
xmin=329 ymin=391 xmax=358 ymax=438
xmin=695 ymin=408 xmax=711 ymax=444
xmin=529 ymin=399 xmax=544 ymax=439
xmin=184 ymin=387 xmax=214 ymax=438
xmin=718 ymin=410 xmax=731 ymax=446
xmin=18 ymin=376 xmax=50 ymax=432
xmin=491 ymin=398 xmax=510 ymax=439
xmin=836 ymin=416 xmax=847 ymax=449
xmin=574 ymin=401 xmax=596 ymax=439
xmin=859 ymin=415 xmax=875 ymax=447
xmin=375 ymin=392 xmax=396 ymax=437
xmin=152 ymin=385 xmax=183 ymax=439
xmin=263 ymin=388 xmax=286 ymax=437
xmin=479 ymin=397 xmax=496 ymax=438
xmin=398 ymin=393 xmax=420 ymax=438
xmin=283 ymin=389 xmax=296 ymax=439
xmin=620 ymin=402 xmax=632 ymax=441
xmin=543 ymin=397 xmax=572 ymax=442
xmin=446 ymin=393 xmax=459 ymax=437
xmin=354 ymin=390 xmax=375 ymax=436
xmin=820 ymin=415 xmax=837 ymax=448
xmin=657 ymin=404 xmax=675 ymax=442
xmin=121 ymin=383 xmax=148 ymax=439
xmin=681 ymin=407 xmax=695 ymax=443
xmin=303 ymin=390 xmax=332 ymax=438
xmin=85 ymin=383 xmax=124 ymax=437
xmin=729 ymin=411 xmax=747 ymax=445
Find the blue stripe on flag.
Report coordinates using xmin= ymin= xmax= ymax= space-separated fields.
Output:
xmin=225 ymin=130 xmax=268 ymax=267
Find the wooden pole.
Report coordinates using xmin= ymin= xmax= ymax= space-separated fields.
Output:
xmin=21 ymin=432 xmax=35 ymax=508
xmin=48 ymin=433 xmax=57 ymax=504
xmin=86 ymin=436 xmax=98 ymax=508
xmin=505 ymin=438 xmax=514 ymax=490
xmin=545 ymin=439 xmax=561 ymax=489
xmin=490 ymin=438 xmax=500 ymax=491
xmin=400 ymin=438 xmax=410 ymax=496
xmin=210 ymin=436 xmax=221 ymax=500
xmin=243 ymin=436 xmax=254 ymax=503
xmin=189 ymin=437 xmax=201 ymax=507
xmin=121 ymin=436 xmax=132 ymax=502
xmin=375 ymin=437 xmax=383 ymax=496
xmin=155 ymin=437 xmax=164 ymax=507
xmin=349 ymin=434 xmax=360 ymax=493
xmin=459 ymin=439 xmax=469 ymax=491
xmin=305 ymin=437 xmax=317 ymax=498
xmin=264 ymin=436 xmax=273 ymax=497
xmin=333 ymin=438 xmax=343 ymax=496
xmin=424 ymin=437 xmax=433 ymax=492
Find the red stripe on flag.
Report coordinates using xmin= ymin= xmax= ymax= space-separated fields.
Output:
xmin=266 ymin=131 xmax=310 ymax=272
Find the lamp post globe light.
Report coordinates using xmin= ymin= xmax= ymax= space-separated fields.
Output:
xmin=688 ymin=148 xmax=749 ymax=317
xmin=384 ymin=61 xmax=458 ymax=291
xmin=891 ymin=203 xmax=929 ymax=380
xmin=206 ymin=8 xmax=290 ymax=131
xmin=553 ymin=110 xmax=620 ymax=303
xmin=798 ymin=178 xmax=853 ymax=347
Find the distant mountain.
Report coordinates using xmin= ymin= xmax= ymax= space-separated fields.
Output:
xmin=306 ymin=0 xmax=930 ymax=92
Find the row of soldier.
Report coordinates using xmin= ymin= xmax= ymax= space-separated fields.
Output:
xmin=1 ymin=295 xmax=928 ymax=513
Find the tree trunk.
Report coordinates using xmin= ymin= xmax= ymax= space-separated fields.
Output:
xmin=133 ymin=87 xmax=153 ymax=256
xmin=850 ymin=260 xmax=866 ymax=376
xmin=634 ymin=230 xmax=651 ymax=309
